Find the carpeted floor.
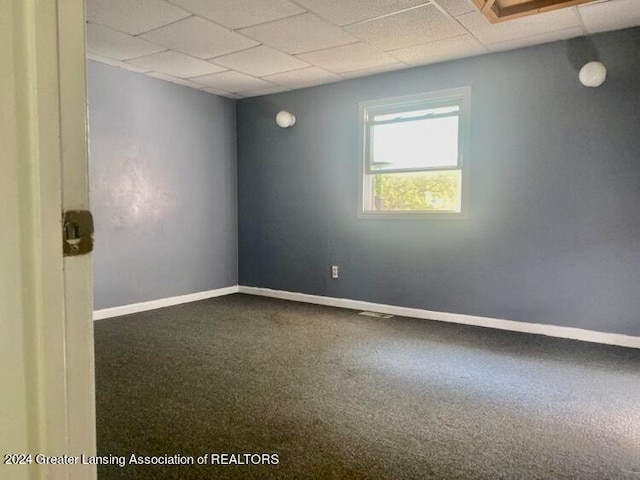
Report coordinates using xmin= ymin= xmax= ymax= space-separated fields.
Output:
xmin=94 ymin=294 xmax=640 ymax=479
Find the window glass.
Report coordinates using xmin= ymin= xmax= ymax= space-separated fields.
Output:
xmin=371 ymin=116 xmax=459 ymax=171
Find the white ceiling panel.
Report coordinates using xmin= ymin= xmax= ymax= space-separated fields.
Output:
xmin=241 ymin=85 xmax=291 ymax=97
xmin=433 ymin=0 xmax=476 ymax=17
xmin=340 ymin=62 xmax=406 ymax=79
xmin=297 ymin=42 xmax=399 ymax=74
xmin=147 ymin=71 xmax=212 ymax=89
xmin=345 ymin=4 xmax=466 ymax=51
xmin=127 ymin=50 xmax=227 ymax=78
xmin=167 ymin=0 xmax=304 ymax=29
xmin=293 ymin=0 xmax=430 ymax=26
xmin=200 ymin=87 xmax=243 ymax=99
xmin=487 ymin=26 xmax=585 ymax=52
xmin=88 ymin=54 xmax=152 ymax=73
xmin=86 ymin=23 xmax=167 ymax=60
xmin=578 ymin=0 xmax=640 ymax=34
xmin=212 ymin=46 xmax=310 ymax=77
xmin=457 ymin=8 xmax=582 ymax=45
xmin=238 ymin=13 xmax=359 ymax=54
xmin=140 ymin=16 xmax=259 ymax=59
xmin=262 ymin=66 xmax=343 ymax=88
xmin=390 ymin=34 xmax=488 ymax=65
xmin=86 ymin=0 xmax=191 ymax=35
xmin=192 ymin=71 xmax=276 ymax=92
xmin=200 ymin=86 xmax=230 ymax=95
xmin=220 ymin=92 xmax=245 ymax=99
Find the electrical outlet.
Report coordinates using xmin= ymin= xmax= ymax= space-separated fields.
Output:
xmin=331 ymin=265 xmax=339 ymax=279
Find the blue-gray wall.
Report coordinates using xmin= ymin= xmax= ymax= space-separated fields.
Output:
xmin=88 ymin=61 xmax=237 ymax=310
xmin=237 ymin=27 xmax=640 ymax=336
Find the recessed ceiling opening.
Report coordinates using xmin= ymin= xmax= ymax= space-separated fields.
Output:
xmin=473 ymin=0 xmax=598 ymax=23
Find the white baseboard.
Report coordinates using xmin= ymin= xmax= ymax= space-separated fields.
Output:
xmin=238 ymin=286 xmax=640 ymax=350
xmin=93 ymin=285 xmax=239 ymax=320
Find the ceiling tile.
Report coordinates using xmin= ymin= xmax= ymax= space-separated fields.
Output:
xmin=86 ymin=0 xmax=191 ymax=35
xmin=457 ymin=9 xmax=581 ymax=45
xmin=345 ymin=4 xmax=466 ymax=51
xmin=222 ymin=93 xmax=245 ymax=99
xmin=127 ymin=50 xmax=227 ymax=78
xmin=340 ymin=62 xmax=407 ymax=79
xmin=140 ymin=16 xmax=259 ymax=59
xmin=487 ymin=26 xmax=585 ymax=52
xmin=262 ymin=66 xmax=343 ymax=88
xmin=297 ymin=42 xmax=398 ymax=74
xmin=147 ymin=71 xmax=212 ymax=89
xmin=192 ymin=71 xmax=276 ymax=92
xmin=200 ymin=87 xmax=242 ymax=99
xmin=167 ymin=0 xmax=304 ymax=29
xmin=212 ymin=46 xmax=309 ymax=77
xmin=200 ymin=86 xmax=230 ymax=94
xmin=293 ymin=0 xmax=430 ymax=26
xmin=433 ymin=0 xmax=476 ymax=17
xmin=87 ymin=23 xmax=167 ymax=60
xmin=238 ymin=13 xmax=359 ymax=54
xmin=241 ymin=85 xmax=291 ymax=97
xmin=201 ymin=87 xmax=244 ymax=100
xmin=578 ymin=0 xmax=640 ymax=34
xmin=389 ymin=34 xmax=488 ymax=65
xmin=88 ymin=54 xmax=152 ymax=73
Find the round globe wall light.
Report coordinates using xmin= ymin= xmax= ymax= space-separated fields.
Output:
xmin=579 ymin=61 xmax=607 ymax=88
xmin=275 ymin=111 xmax=296 ymax=128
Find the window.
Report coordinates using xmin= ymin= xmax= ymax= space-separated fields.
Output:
xmin=359 ymin=87 xmax=471 ymax=219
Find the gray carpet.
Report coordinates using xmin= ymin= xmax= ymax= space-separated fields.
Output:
xmin=94 ymin=294 xmax=640 ymax=479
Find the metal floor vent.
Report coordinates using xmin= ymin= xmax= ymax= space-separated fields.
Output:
xmin=359 ymin=311 xmax=394 ymax=319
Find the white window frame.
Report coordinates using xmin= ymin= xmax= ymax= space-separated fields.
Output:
xmin=358 ymin=86 xmax=471 ymax=219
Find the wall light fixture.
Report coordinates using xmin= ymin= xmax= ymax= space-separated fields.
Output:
xmin=275 ymin=111 xmax=296 ymax=128
xmin=579 ymin=61 xmax=607 ymax=88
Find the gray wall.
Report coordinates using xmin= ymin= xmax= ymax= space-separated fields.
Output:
xmin=237 ymin=27 xmax=640 ymax=336
xmin=88 ymin=61 xmax=237 ymax=310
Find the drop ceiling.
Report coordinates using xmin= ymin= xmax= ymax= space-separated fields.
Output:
xmin=86 ymin=0 xmax=640 ymax=99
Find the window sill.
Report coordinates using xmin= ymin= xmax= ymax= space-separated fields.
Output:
xmin=358 ymin=210 xmax=468 ymax=220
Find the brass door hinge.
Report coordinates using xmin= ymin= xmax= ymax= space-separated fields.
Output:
xmin=62 ymin=210 xmax=94 ymax=256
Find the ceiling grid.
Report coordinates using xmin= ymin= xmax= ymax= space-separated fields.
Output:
xmin=85 ymin=0 xmax=640 ymax=98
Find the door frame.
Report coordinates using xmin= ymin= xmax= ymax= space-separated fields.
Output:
xmin=0 ymin=1 xmax=96 ymax=479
